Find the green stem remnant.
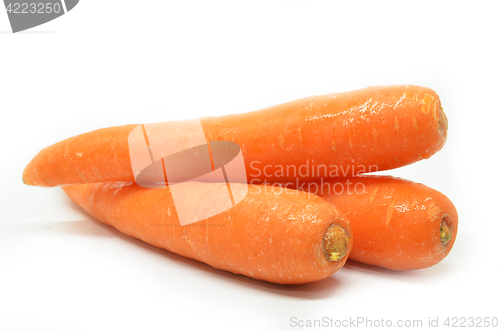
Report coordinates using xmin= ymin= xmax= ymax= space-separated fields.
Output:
xmin=323 ymin=224 xmax=350 ymax=262
xmin=440 ymin=216 xmax=452 ymax=247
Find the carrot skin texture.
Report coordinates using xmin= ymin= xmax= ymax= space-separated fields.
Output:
xmin=62 ymin=182 xmax=352 ymax=284
xmin=24 ymin=85 xmax=447 ymax=187
xmin=314 ymin=176 xmax=458 ymax=270
xmin=24 ymin=124 xmax=137 ymax=186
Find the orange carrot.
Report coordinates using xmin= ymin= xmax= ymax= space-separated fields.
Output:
xmin=309 ymin=176 xmax=458 ymax=270
xmin=24 ymin=85 xmax=447 ymax=187
xmin=62 ymin=182 xmax=352 ymax=284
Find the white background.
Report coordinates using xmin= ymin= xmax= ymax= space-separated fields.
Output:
xmin=1 ymin=1 xmax=500 ymax=330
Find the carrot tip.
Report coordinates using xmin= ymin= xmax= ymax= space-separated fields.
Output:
xmin=22 ymin=173 xmax=29 ymax=185
xmin=323 ymin=224 xmax=349 ymax=262
xmin=440 ymin=215 xmax=453 ymax=247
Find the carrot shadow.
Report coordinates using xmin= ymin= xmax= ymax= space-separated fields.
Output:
xmin=343 ymin=259 xmax=452 ymax=282
xmin=60 ymin=198 xmax=343 ymax=299
xmin=35 ymin=219 xmax=116 ymax=237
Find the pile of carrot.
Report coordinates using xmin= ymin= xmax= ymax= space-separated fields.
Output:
xmin=23 ymin=85 xmax=458 ymax=284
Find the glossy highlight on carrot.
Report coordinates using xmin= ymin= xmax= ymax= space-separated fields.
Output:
xmin=312 ymin=176 xmax=458 ymax=270
xmin=62 ymin=182 xmax=352 ymax=284
xmin=23 ymin=85 xmax=448 ymax=187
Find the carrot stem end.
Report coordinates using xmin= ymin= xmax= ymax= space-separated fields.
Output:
xmin=440 ymin=216 xmax=452 ymax=247
xmin=323 ymin=224 xmax=349 ymax=262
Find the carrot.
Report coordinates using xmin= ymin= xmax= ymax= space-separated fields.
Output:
xmin=62 ymin=181 xmax=352 ymax=284
xmin=23 ymin=85 xmax=447 ymax=187
xmin=307 ymin=175 xmax=458 ymax=270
